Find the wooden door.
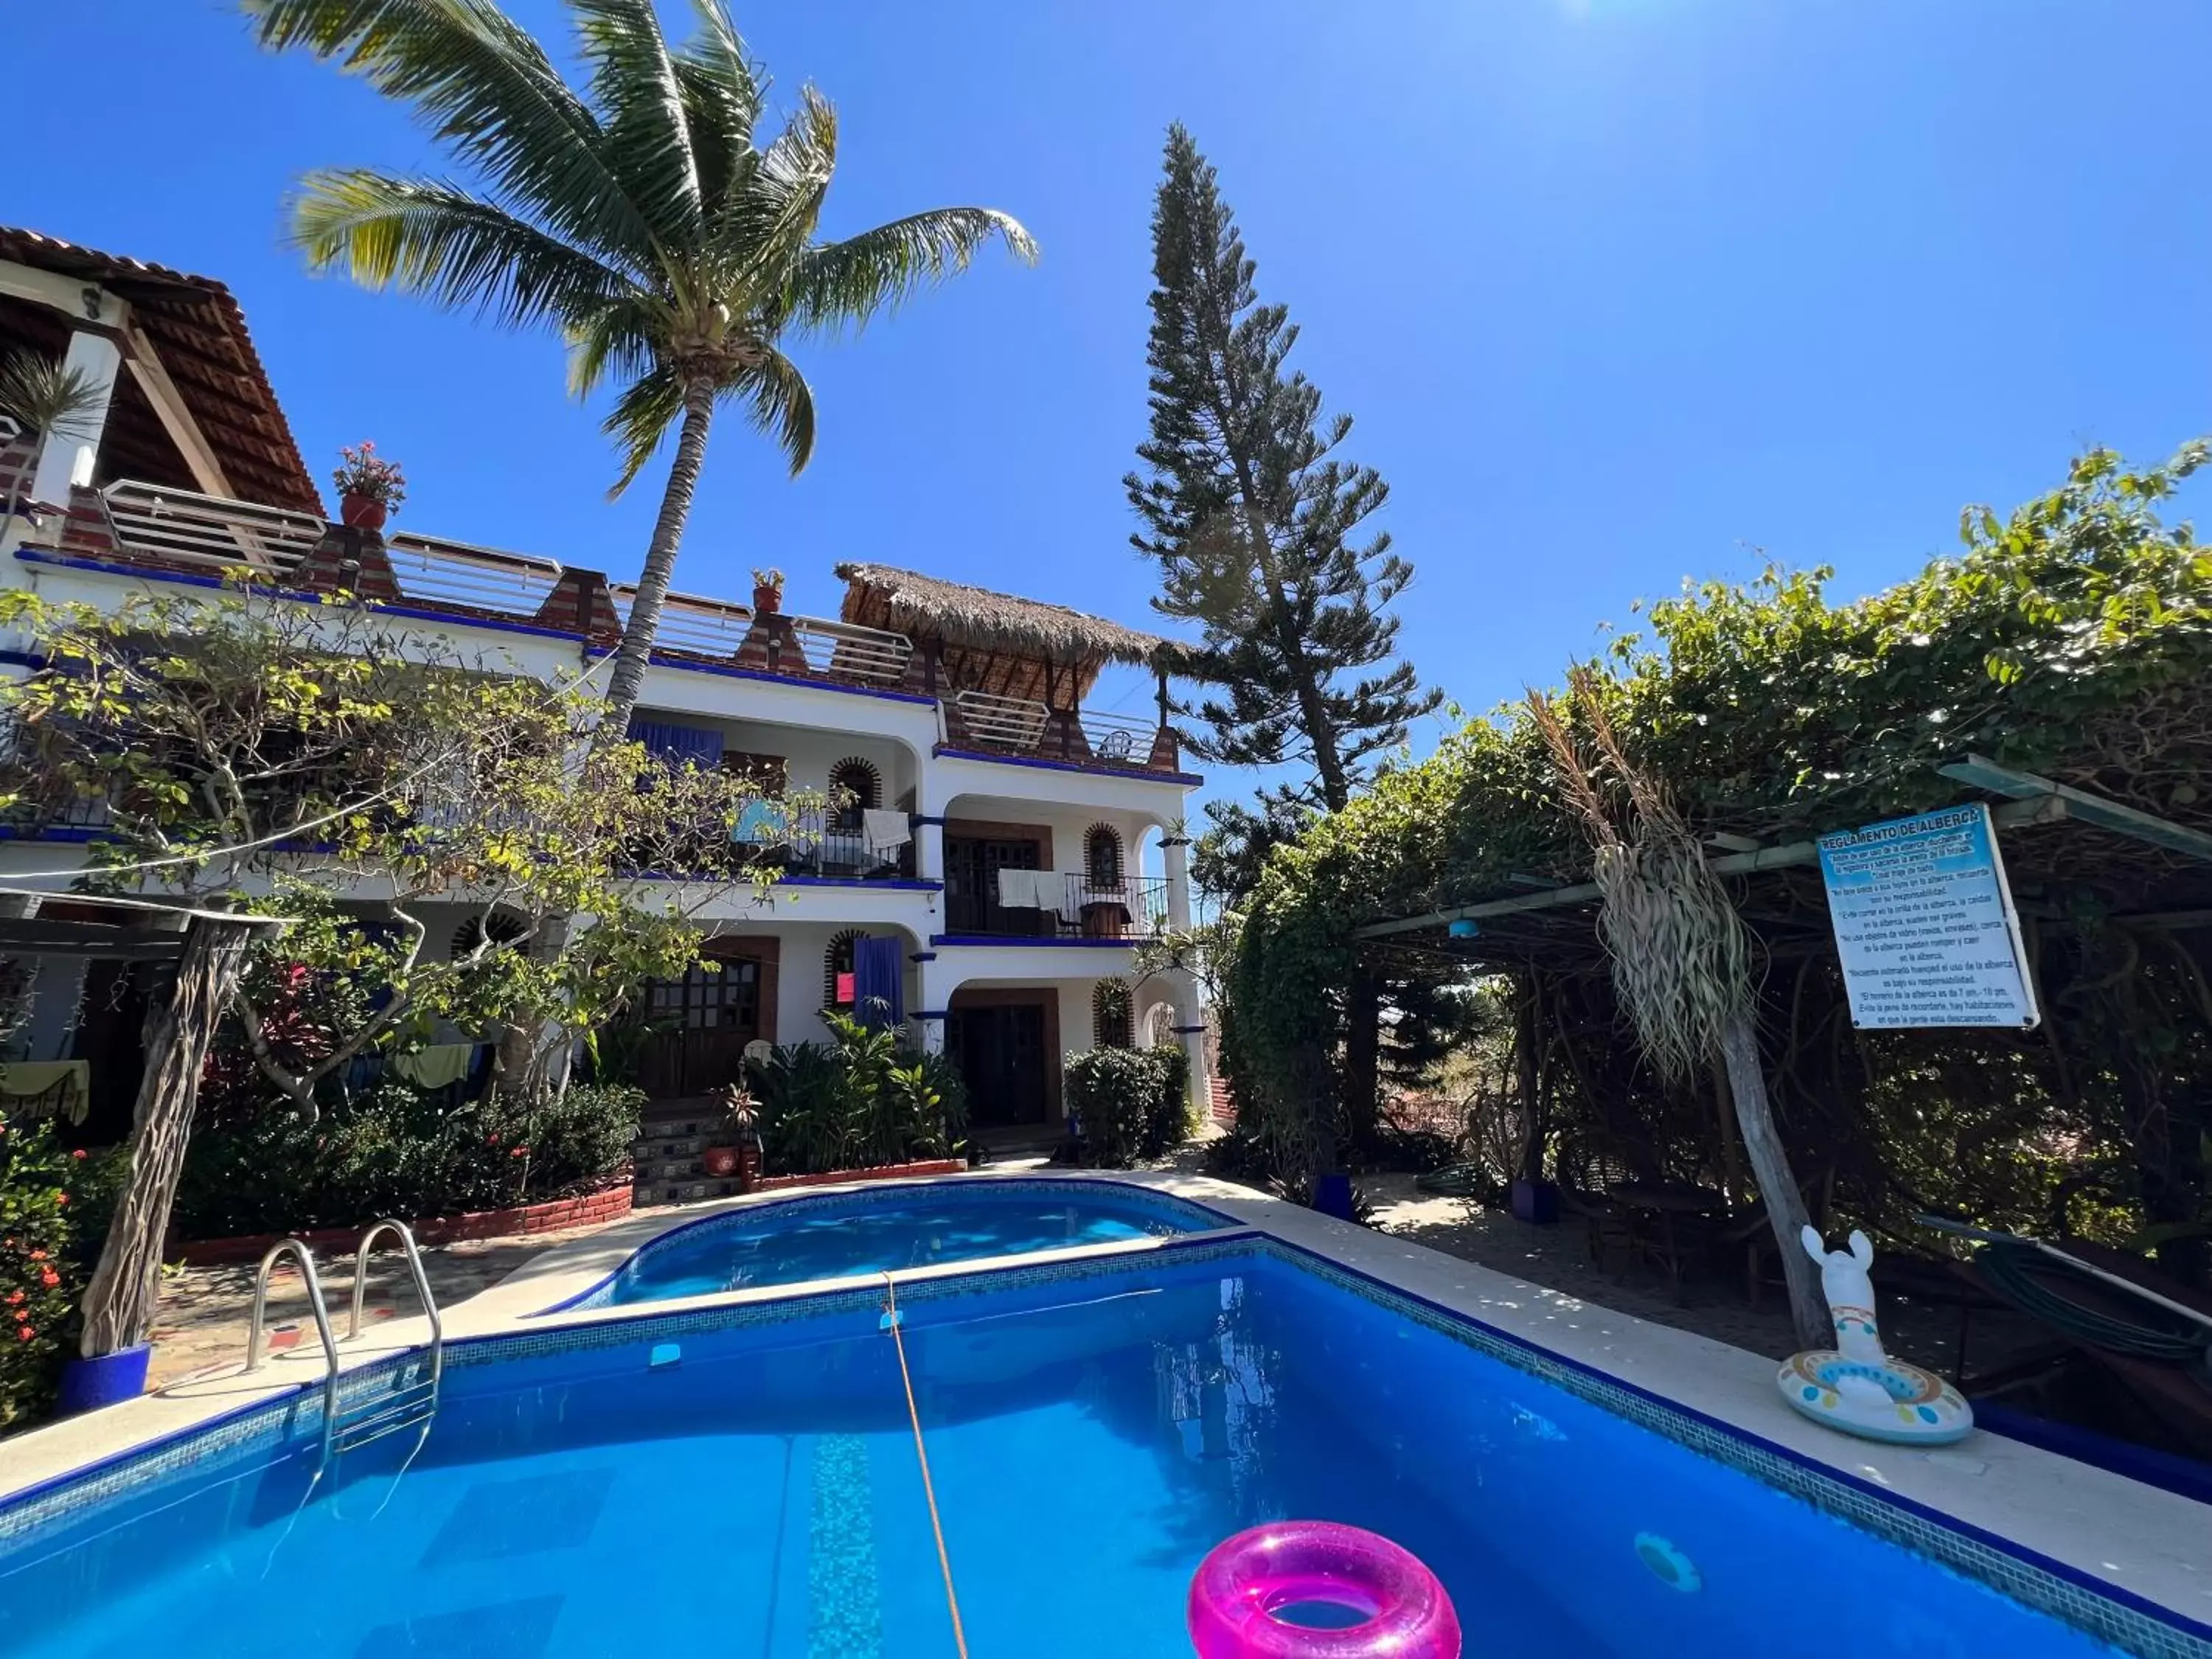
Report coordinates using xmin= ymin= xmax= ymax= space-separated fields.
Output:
xmin=636 ymin=957 xmax=762 ymax=1098
xmin=950 ymin=1001 xmax=1048 ymax=1126
xmin=945 ymin=836 xmax=1047 ymax=936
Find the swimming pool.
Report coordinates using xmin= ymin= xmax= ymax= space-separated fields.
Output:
xmin=571 ymin=1178 xmax=1228 ymax=1306
xmin=4 ymin=1234 xmax=2200 ymax=1658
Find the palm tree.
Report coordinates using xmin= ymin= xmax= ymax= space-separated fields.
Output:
xmin=244 ymin=0 xmax=1036 ymax=737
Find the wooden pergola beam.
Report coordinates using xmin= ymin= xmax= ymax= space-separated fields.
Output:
xmin=1938 ymin=754 xmax=2212 ymax=863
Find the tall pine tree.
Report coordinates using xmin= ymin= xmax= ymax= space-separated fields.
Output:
xmin=1127 ymin=123 xmax=1440 ymax=1141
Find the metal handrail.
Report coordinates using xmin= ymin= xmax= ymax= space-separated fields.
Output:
xmin=243 ymin=1238 xmax=341 ymax=1433
xmin=346 ymin=1220 xmax=445 ymax=1388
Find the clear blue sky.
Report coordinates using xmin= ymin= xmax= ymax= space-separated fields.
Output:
xmin=15 ymin=1 xmax=2212 ymax=810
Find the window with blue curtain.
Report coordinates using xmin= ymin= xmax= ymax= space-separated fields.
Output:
xmin=852 ymin=935 xmax=905 ymax=1029
xmin=627 ymin=717 xmax=726 ymax=769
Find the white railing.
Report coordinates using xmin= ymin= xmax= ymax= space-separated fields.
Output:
xmin=610 ymin=586 xmax=753 ymax=658
xmin=1078 ymin=708 xmax=1158 ymax=766
xmin=102 ymin=481 xmax=323 ymax=576
xmin=955 ymin=689 xmax=1050 ymax=749
xmin=791 ymin=616 xmax=911 ymax=684
xmin=386 ymin=531 xmax=564 ymax=617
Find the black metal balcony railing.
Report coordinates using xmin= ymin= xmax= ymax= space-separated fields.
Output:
xmin=943 ymin=872 xmax=1170 ymax=939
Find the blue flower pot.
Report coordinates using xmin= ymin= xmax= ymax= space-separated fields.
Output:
xmin=57 ymin=1344 xmax=152 ymax=1415
xmin=1511 ymin=1178 xmax=1560 ymax=1225
xmin=1312 ymin=1172 xmax=1356 ymax=1221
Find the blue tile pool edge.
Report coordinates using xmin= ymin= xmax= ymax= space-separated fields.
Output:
xmin=3 ymin=1227 xmax=2206 ymax=1658
xmin=537 ymin=1174 xmax=1245 ymax=1313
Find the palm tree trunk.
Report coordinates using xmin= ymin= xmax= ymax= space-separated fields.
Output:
xmin=1717 ymin=1009 xmax=1829 ymax=1349
xmin=599 ymin=385 xmax=717 ymax=744
xmin=79 ymin=914 xmax=255 ymax=1358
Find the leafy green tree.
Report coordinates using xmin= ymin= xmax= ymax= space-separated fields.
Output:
xmin=245 ymin=0 xmax=1037 ymax=737
xmin=1127 ymin=123 xmax=1440 ymax=1134
xmin=0 ymin=585 xmax=789 ymax=1361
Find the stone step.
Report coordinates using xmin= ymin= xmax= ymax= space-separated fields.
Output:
xmin=633 ymin=1175 xmax=745 ymax=1207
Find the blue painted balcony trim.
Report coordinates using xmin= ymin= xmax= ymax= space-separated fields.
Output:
xmin=928 ymin=933 xmax=1141 ymax=949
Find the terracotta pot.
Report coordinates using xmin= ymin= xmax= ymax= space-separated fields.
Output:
xmin=751 ymin=583 xmax=782 ymax=614
xmin=700 ymin=1144 xmax=740 ymax=1178
xmin=340 ymin=491 xmax=389 ymax=531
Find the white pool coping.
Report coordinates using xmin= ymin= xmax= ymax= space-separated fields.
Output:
xmin=3 ymin=1167 xmax=2208 ymax=1635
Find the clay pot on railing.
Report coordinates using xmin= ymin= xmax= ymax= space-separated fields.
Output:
xmin=751 ymin=582 xmax=782 ymax=614
xmin=340 ymin=491 xmax=389 ymax=532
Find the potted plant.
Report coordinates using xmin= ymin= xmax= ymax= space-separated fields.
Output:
xmin=751 ymin=567 xmax=785 ymax=615
xmin=331 ymin=440 xmax=406 ymax=531
xmin=717 ymin=1079 xmax=765 ymax=1188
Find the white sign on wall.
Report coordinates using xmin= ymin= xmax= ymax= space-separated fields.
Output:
xmin=1817 ymin=802 xmax=2039 ymax=1030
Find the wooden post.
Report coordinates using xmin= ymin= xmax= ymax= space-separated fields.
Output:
xmin=77 ymin=913 xmax=257 ymax=1359
xmin=1718 ymin=1009 xmax=1828 ymax=1349
xmin=1516 ymin=973 xmax=1545 ymax=1183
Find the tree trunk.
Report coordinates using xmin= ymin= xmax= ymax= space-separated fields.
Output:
xmin=598 ymin=386 xmax=718 ymax=744
xmin=1341 ymin=964 xmax=1380 ymax=1150
xmin=1718 ymin=1009 xmax=1828 ymax=1350
xmin=78 ymin=914 xmax=255 ymax=1359
xmin=1515 ymin=973 xmax=1544 ymax=1183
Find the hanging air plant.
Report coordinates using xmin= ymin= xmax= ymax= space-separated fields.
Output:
xmin=1529 ymin=668 xmax=1829 ymax=1348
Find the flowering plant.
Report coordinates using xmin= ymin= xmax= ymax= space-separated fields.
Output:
xmin=331 ymin=441 xmax=408 ymax=509
xmin=750 ymin=568 xmax=784 ymax=591
xmin=0 ymin=1115 xmax=82 ymax=1427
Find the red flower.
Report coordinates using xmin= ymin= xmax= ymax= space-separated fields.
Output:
xmin=17 ymin=1326 xmax=34 ymax=1342
xmin=54 ymin=1193 xmax=66 ymax=1206
xmin=71 ymin=1148 xmax=86 ymax=1161
xmin=509 ymin=1146 xmax=529 ymax=1158
xmin=4 ymin=1291 xmax=21 ymax=1307
xmin=39 ymin=1270 xmax=59 ymax=1288
xmin=27 ymin=1250 xmax=44 ymax=1263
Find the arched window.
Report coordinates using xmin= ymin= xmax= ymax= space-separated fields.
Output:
xmin=824 ymin=928 xmax=866 ymax=1009
xmin=1144 ymin=1001 xmax=1178 ymax=1050
xmin=1084 ymin=824 xmax=1124 ymax=886
xmin=827 ymin=757 xmax=881 ymax=833
xmin=1093 ymin=978 xmax=1134 ymax=1048
xmin=451 ymin=909 xmax=529 ymax=959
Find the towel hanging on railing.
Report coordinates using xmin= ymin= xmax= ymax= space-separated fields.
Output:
xmin=861 ymin=809 xmax=911 ymax=853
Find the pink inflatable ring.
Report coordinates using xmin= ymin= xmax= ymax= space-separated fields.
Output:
xmin=1187 ymin=1521 xmax=1461 ymax=1659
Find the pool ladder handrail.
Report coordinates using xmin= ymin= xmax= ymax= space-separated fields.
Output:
xmin=239 ymin=1224 xmax=445 ymax=1460
xmin=330 ymin=1220 xmax=444 ymax=1455
xmin=243 ymin=1237 xmax=342 ymax=1444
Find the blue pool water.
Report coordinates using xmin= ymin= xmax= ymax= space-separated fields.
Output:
xmin=581 ymin=1180 xmax=1223 ymax=1304
xmin=0 ymin=1241 xmax=2168 ymax=1659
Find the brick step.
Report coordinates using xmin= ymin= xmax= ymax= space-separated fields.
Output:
xmin=633 ymin=1175 xmax=745 ymax=1207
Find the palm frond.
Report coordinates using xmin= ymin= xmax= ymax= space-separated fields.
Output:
xmin=600 ymin=362 xmax=684 ymax=496
xmin=240 ymin=0 xmax=658 ymax=271
xmin=291 ymin=170 xmax=633 ymax=333
xmin=571 ymin=0 xmax=703 ymax=246
xmin=566 ymin=296 xmax=667 ymax=400
xmin=730 ymin=346 xmax=815 ymax=475
xmin=783 ymin=206 xmax=1037 ymax=336
xmin=711 ymin=83 xmax=837 ymax=293
xmin=0 ymin=352 xmax=106 ymax=445
xmin=671 ymin=0 xmax=763 ymax=212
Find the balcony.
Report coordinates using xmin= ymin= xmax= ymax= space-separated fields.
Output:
xmin=941 ymin=870 xmax=1170 ymax=942
xmin=945 ymin=690 xmax=1180 ymax=777
xmin=68 ymin=481 xmax=917 ymax=694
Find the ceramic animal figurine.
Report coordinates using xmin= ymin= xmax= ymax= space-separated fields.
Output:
xmin=1776 ymin=1226 xmax=1974 ymax=1445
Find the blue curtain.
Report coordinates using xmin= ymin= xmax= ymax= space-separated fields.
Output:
xmin=852 ymin=936 xmax=905 ymax=1029
xmin=628 ymin=717 xmax=726 ymax=768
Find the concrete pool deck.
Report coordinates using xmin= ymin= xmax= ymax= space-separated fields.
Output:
xmin=3 ymin=1167 xmax=2207 ymax=1641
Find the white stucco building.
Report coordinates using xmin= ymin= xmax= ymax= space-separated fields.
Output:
xmin=0 ymin=226 xmax=1208 ymax=1180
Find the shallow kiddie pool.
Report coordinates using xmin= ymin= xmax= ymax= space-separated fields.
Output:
xmin=563 ymin=1178 xmax=1232 ymax=1307
xmin=3 ymin=1234 xmax=2198 ymax=1659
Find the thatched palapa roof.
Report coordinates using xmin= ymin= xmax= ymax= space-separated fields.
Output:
xmin=838 ymin=562 xmax=1175 ymax=703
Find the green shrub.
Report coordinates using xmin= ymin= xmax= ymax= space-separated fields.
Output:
xmin=1068 ymin=1046 xmax=1192 ymax=1168
xmin=745 ymin=1019 xmax=967 ymax=1177
xmin=173 ymin=1079 xmax=641 ymax=1239
xmin=0 ymin=1116 xmax=86 ymax=1427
